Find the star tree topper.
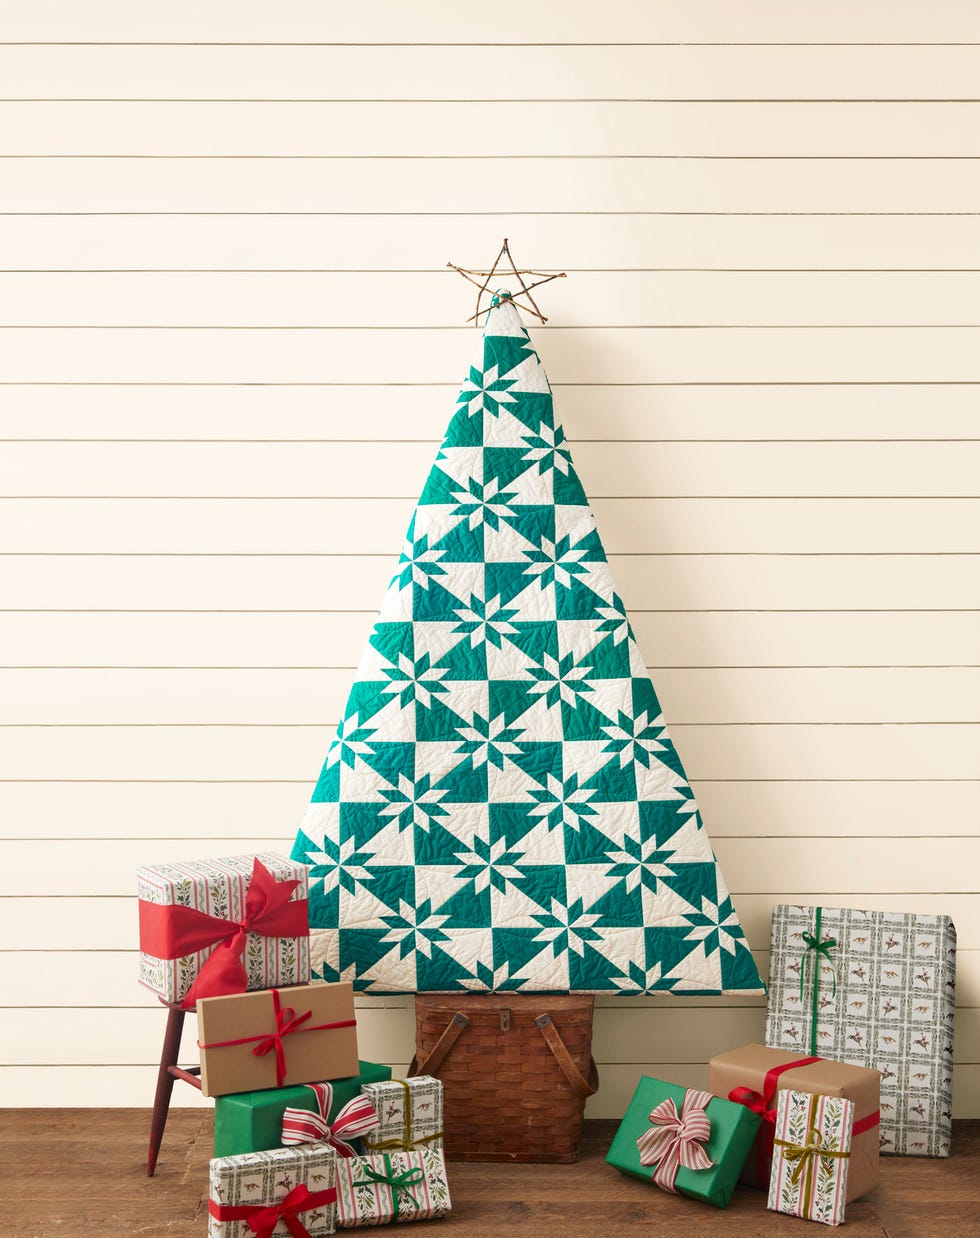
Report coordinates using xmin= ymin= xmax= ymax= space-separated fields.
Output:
xmin=448 ymin=237 xmax=566 ymax=323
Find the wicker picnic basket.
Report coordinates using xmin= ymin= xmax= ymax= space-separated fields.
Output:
xmin=409 ymin=993 xmax=599 ymax=1163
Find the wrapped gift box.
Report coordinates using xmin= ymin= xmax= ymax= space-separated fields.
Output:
xmin=765 ymin=904 xmax=956 ymax=1156
xmin=335 ymin=1147 xmax=451 ymax=1227
xmin=360 ymin=1077 xmax=443 ymax=1155
xmin=138 ymin=852 xmax=310 ymax=1008
xmin=767 ymin=1089 xmax=853 ymax=1227
xmin=208 ymin=1144 xmax=337 ymax=1238
xmin=214 ymin=1060 xmax=392 ymax=1157
xmin=605 ymin=1077 xmax=761 ymax=1208
xmin=198 ymin=982 xmax=359 ymax=1097
xmin=708 ymin=1043 xmax=879 ymax=1199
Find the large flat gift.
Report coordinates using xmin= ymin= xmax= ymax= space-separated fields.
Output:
xmin=606 ymin=1077 xmax=761 ymax=1208
xmin=138 ymin=852 xmax=310 ymax=1008
xmin=765 ymin=904 xmax=956 ymax=1156
xmin=360 ymin=1077 xmax=443 ymax=1155
xmin=767 ymin=1089 xmax=853 ymax=1227
xmin=335 ymin=1147 xmax=451 ymax=1227
xmin=198 ymin=982 xmax=359 ymax=1097
xmin=708 ymin=1043 xmax=879 ymax=1199
xmin=214 ymin=1061 xmax=392 ymax=1157
xmin=208 ymin=1143 xmax=337 ymax=1238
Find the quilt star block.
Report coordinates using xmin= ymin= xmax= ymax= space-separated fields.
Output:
xmin=293 ymin=298 xmax=763 ymax=996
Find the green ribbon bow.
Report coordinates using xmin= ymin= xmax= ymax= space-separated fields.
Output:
xmin=354 ymin=1153 xmax=426 ymax=1220
xmin=799 ymin=907 xmax=838 ymax=1055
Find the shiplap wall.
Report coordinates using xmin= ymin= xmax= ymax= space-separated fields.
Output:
xmin=1 ymin=2 xmax=978 ymax=1114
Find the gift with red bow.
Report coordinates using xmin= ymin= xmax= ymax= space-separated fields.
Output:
xmin=208 ymin=1143 xmax=337 ymax=1238
xmin=214 ymin=1062 xmax=393 ymax=1158
xmin=138 ymin=853 xmax=310 ymax=1008
xmin=197 ymin=982 xmax=359 ymax=1097
xmin=708 ymin=1043 xmax=880 ymax=1199
xmin=606 ymin=1077 xmax=761 ymax=1208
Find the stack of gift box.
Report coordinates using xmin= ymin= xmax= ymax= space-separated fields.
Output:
xmin=139 ymin=850 xmax=956 ymax=1230
xmin=138 ymin=851 xmax=452 ymax=1235
xmin=607 ymin=902 xmax=957 ymax=1226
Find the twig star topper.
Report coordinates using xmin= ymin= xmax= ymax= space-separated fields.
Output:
xmin=448 ymin=237 xmax=566 ymax=324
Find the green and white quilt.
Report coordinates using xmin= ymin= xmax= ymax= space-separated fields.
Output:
xmin=292 ymin=297 xmax=763 ymax=996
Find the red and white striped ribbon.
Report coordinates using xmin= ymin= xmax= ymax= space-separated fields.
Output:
xmin=635 ymin=1088 xmax=714 ymax=1193
xmin=281 ymin=1081 xmax=380 ymax=1158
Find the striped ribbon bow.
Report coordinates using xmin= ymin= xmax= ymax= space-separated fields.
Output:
xmin=636 ymin=1088 xmax=715 ymax=1193
xmin=282 ymin=1082 xmax=380 ymax=1158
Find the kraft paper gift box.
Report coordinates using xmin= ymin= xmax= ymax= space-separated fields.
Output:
xmin=765 ymin=904 xmax=956 ymax=1156
xmin=214 ymin=1061 xmax=392 ymax=1157
xmin=708 ymin=1043 xmax=880 ymax=1199
xmin=138 ymin=852 xmax=310 ymax=1008
xmin=767 ymin=1089 xmax=853 ymax=1227
xmin=197 ymin=981 xmax=359 ymax=1097
xmin=360 ymin=1077 xmax=444 ymax=1155
xmin=208 ymin=1143 xmax=337 ymax=1238
xmin=605 ymin=1077 xmax=761 ymax=1208
xmin=334 ymin=1147 xmax=451 ymax=1227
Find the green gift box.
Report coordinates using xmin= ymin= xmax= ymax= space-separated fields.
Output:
xmin=606 ymin=1077 xmax=761 ymax=1209
xmin=214 ymin=1060 xmax=392 ymax=1158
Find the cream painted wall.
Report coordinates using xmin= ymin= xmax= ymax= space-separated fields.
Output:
xmin=0 ymin=2 xmax=977 ymax=1113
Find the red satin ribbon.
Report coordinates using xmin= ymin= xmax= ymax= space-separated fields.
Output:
xmin=729 ymin=1055 xmax=822 ymax=1181
xmin=198 ymin=988 xmax=357 ymax=1088
xmin=853 ymin=1110 xmax=881 ymax=1136
xmin=139 ymin=857 xmax=308 ymax=1009
xmin=208 ymin=1182 xmax=337 ymax=1238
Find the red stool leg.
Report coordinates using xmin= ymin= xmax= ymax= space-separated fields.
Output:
xmin=146 ymin=1003 xmax=186 ymax=1176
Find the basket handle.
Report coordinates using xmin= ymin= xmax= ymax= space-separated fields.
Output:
xmin=535 ymin=1013 xmax=600 ymax=1098
xmin=408 ymin=1010 xmax=470 ymax=1078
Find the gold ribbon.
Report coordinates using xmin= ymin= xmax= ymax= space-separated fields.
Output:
xmin=364 ymin=1078 xmax=444 ymax=1154
xmin=774 ymin=1110 xmax=850 ymax=1216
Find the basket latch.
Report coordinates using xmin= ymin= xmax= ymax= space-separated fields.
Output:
xmin=499 ymin=1007 xmax=511 ymax=1032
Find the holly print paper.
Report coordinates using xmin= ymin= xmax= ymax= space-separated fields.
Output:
xmin=768 ymin=1090 xmax=852 ymax=1227
xmin=292 ymin=297 xmax=763 ymax=996
xmin=766 ymin=905 xmax=956 ymax=1156
xmin=335 ymin=1147 xmax=451 ymax=1227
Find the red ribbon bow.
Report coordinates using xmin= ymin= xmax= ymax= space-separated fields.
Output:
xmin=208 ymin=1182 xmax=337 ymax=1238
xmin=198 ymin=988 xmax=357 ymax=1088
xmin=282 ymin=1082 xmax=381 ymax=1158
xmin=139 ymin=857 xmax=308 ymax=1009
xmin=636 ymin=1088 xmax=714 ymax=1194
xmin=729 ymin=1055 xmax=821 ymax=1180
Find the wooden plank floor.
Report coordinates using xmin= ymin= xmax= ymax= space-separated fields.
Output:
xmin=2 ymin=1112 xmax=978 ymax=1236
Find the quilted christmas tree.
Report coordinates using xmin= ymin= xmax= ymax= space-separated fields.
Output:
xmin=293 ymin=296 xmax=764 ymax=996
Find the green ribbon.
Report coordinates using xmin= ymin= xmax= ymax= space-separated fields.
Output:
xmin=799 ymin=906 xmax=838 ymax=1055
xmin=354 ymin=1153 xmax=425 ymax=1220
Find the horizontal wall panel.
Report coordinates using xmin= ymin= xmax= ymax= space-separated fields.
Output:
xmin=1 ymin=985 xmax=976 ymax=1069
xmin=2 ymin=326 xmax=980 ymax=384
xmin=6 ymin=945 xmax=980 ymax=1009
xmin=2 ymin=717 xmax=976 ymax=784
xmin=7 ymin=160 xmax=980 ymax=216
xmin=3 ymin=1063 xmax=978 ymax=1115
xmin=2 ymin=1062 xmax=975 ymax=1115
xmin=2 ymin=384 xmax=978 ymax=444
xmin=6 ymin=440 xmax=977 ymax=499
xmin=6 ymin=270 xmax=980 ymax=327
xmin=3 ymin=215 xmax=976 ymax=272
xmin=4 ymin=46 xmax=980 ymax=102
xmin=3 ymin=608 xmax=976 ymax=669
xmin=3 ymin=498 xmax=977 ymax=554
xmin=3 ymin=101 xmax=980 ymax=159
xmin=6 ymin=1 xmax=980 ymax=43
xmin=1 ymin=666 xmax=976 ymax=725
xmin=3 ymin=779 xmax=976 ymax=842
xmin=7 ymin=835 xmax=977 ymax=898
xmin=9 ymin=893 xmax=977 ymax=955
